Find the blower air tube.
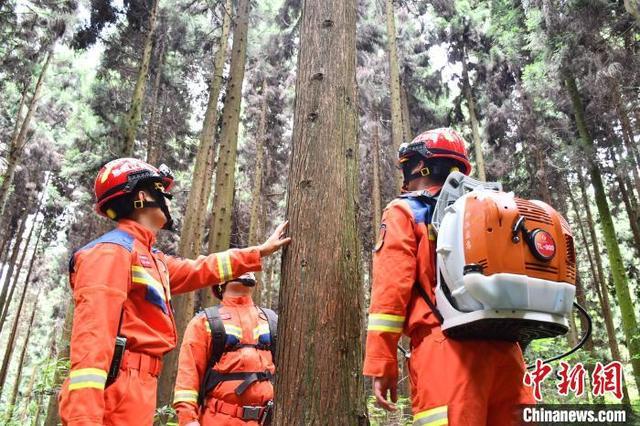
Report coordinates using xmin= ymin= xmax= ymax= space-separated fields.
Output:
xmin=396 ymin=302 xmax=593 ymax=368
xmin=526 ymin=301 xmax=592 ymax=370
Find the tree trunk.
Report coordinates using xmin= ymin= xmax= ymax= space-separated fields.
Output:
xmin=400 ymin=80 xmax=412 ymax=142
xmin=20 ymin=326 xmax=55 ymax=424
xmin=19 ymin=363 xmax=38 ymax=424
xmin=0 ymin=215 xmax=27 ymax=315
xmin=273 ymin=0 xmax=366 ymax=423
xmin=122 ymin=0 xmax=159 ymax=156
xmin=385 ymin=0 xmax=404 ymax=188
xmin=565 ymin=73 xmax=640 ymax=390
xmin=178 ymin=0 xmax=232 ymax=259
xmin=0 ymin=248 xmax=36 ymax=394
xmin=569 ymin=176 xmax=631 ymax=402
xmin=206 ymin=0 xmax=251 ymax=307
xmin=371 ymin=119 xmax=382 ymax=297
xmin=263 ymin=259 xmax=273 ymax=309
xmin=0 ymin=176 xmax=48 ymax=332
xmin=155 ymin=0 xmax=239 ymax=410
xmin=145 ymin=32 xmax=167 ymax=163
xmin=613 ymin=172 xmax=640 ymax=258
xmin=247 ymin=80 xmax=268 ymax=305
xmin=4 ymin=293 xmax=38 ymax=422
xmin=43 ymin=301 xmax=73 ymax=426
xmin=613 ymin=83 xmax=640 ymax=201
xmin=461 ymin=46 xmax=486 ymax=181
xmin=0 ymin=50 xmax=52 ymax=220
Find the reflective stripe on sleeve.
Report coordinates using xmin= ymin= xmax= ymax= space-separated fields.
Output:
xmin=216 ymin=252 xmax=233 ymax=282
xmin=367 ymin=313 xmax=405 ymax=333
xmin=414 ymin=405 xmax=448 ymax=426
xmin=68 ymin=368 xmax=108 ymax=391
xmin=173 ymin=389 xmax=199 ymax=404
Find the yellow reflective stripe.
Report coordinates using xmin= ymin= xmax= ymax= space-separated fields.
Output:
xmin=131 ymin=266 xmax=166 ymax=298
xmin=253 ymin=324 xmax=270 ymax=339
xmin=370 ymin=313 xmax=405 ymax=322
xmin=224 ymin=324 xmax=242 ymax=338
xmin=414 ymin=405 xmax=448 ymax=426
xmin=173 ymin=389 xmax=199 ymax=404
xmin=368 ymin=313 xmax=405 ymax=333
xmin=216 ymin=252 xmax=233 ymax=282
xmin=69 ymin=368 xmax=108 ymax=379
xmin=204 ymin=318 xmax=211 ymax=333
xmin=68 ymin=368 xmax=108 ymax=391
xmin=428 ymin=224 xmax=437 ymax=241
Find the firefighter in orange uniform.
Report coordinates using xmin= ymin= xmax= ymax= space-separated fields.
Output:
xmin=173 ymin=272 xmax=275 ymax=426
xmin=363 ymin=129 xmax=534 ymax=425
xmin=58 ymin=158 xmax=290 ymax=426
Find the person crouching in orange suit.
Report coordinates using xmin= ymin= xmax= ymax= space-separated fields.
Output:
xmin=58 ymin=158 xmax=290 ymax=426
xmin=173 ymin=272 xmax=276 ymax=426
xmin=363 ymin=129 xmax=534 ymax=425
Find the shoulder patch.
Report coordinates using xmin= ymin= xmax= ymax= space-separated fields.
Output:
xmin=69 ymin=229 xmax=134 ymax=273
xmin=373 ymin=224 xmax=387 ymax=252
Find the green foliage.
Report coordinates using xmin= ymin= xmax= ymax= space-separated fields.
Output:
xmin=367 ymin=395 xmax=413 ymax=426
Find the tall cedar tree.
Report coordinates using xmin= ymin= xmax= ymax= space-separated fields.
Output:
xmin=274 ymin=1 xmax=367 ymax=424
xmin=206 ymin=0 xmax=252 ymax=307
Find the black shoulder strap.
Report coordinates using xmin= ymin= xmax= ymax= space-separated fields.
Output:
xmin=259 ymin=307 xmax=278 ymax=363
xmin=402 ymin=194 xmax=443 ymax=324
xmin=198 ymin=305 xmax=226 ymax=406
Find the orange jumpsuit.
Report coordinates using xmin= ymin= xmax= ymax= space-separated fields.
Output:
xmin=173 ymin=295 xmax=275 ymax=425
xmin=363 ymin=186 xmax=534 ymax=426
xmin=58 ymin=219 xmax=262 ymax=426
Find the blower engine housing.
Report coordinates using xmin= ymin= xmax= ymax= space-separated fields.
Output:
xmin=433 ymin=173 xmax=576 ymax=343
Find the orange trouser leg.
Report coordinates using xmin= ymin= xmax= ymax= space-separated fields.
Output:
xmin=408 ymin=329 xmax=534 ymax=426
xmin=60 ymin=368 xmax=158 ymax=426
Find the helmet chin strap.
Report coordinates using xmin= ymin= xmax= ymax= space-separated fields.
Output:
xmin=404 ymin=163 xmax=461 ymax=185
xmin=133 ymin=189 xmax=174 ymax=231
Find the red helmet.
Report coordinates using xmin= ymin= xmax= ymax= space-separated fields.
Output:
xmin=398 ymin=128 xmax=472 ymax=176
xmin=94 ymin=158 xmax=174 ymax=219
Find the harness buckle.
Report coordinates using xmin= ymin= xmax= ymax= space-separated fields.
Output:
xmin=242 ymin=406 xmax=262 ymax=421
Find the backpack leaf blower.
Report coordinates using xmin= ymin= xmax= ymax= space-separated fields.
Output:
xmin=429 ymin=172 xmax=590 ymax=366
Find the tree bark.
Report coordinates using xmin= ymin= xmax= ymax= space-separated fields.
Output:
xmin=612 ymin=83 xmax=640 ymax=201
xmin=273 ymin=0 xmax=366 ymax=423
xmin=0 ymin=176 xmax=48 ymax=332
xmin=0 ymin=215 xmax=27 ymax=315
xmin=569 ymin=176 xmax=631 ymax=402
xmin=385 ymin=0 xmax=404 ymax=188
xmin=122 ymin=0 xmax=160 ymax=156
xmin=179 ymin=0 xmax=232 ymax=260
xmin=0 ymin=237 xmax=39 ymax=394
xmin=0 ymin=50 xmax=52 ymax=220
xmin=43 ymin=301 xmax=73 ymax=426
xmin=145 ymin=31 xmax=167 ymax=163
xmin=565 ymin=73 xmax=640 ymax=389
xmin=206 ymin=0 xmax=251 ymax=307
xmin=156 ymin=0 xmax=238 ymax=410
xmin=247 ymin=80 xmax=269 ymax=305
xmin=461 ymin=46 xmax=486 ymax=181
xmin=4 ymin=293 xmax=38 ymax=422
xmin=400 ymin=80 xmax=412 ymax=142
